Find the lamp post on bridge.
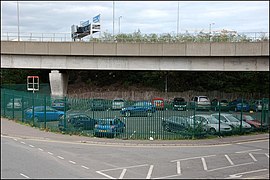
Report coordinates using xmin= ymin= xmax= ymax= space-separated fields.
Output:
xmin=209 ymin=22 xmax=215 ymax=41
xmin=118 ymin=16 xmax=122 ymax=34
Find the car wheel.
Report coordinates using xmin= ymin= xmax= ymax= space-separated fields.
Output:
xmin=210 ymin=128 xmax=216 ymax=134
xmin=125 ymin=111 xmax=131 ymax=117
xmin=147 ymin=111 xmax=152 ymax=117
xmin=164 ymin=124 xmax=170 ymax=132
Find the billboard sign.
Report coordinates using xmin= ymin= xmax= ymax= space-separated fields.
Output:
xmin=81 ymin=20 xmax=89 ymax=27
xmin=93 ymin=14 xmax=100 ymax=23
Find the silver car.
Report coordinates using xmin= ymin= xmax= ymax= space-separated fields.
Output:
xmin=211 ymin=113 xmax=252 ymax=130
xmin=6 ymin=98 xmax=28 ymax=110
xmin=112 ymin=98 xmax=125 ymax=110
xmin=191 ymin=114 xmax=232 ymax=134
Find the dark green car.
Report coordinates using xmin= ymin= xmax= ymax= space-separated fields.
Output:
xmin=211 ymin=99 xmax=230 ymax=111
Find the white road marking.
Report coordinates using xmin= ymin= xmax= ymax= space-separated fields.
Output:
xmin=119 ymin=169 xmax=127 ymax=179
xmin=96 ymin=171 xmax=115 ymax=179
xmin=235 ymin=149 xmax=262 ymax=153
xmin=47 ymin=152 xmax=53 ymax=155
xmin=38 ymin=148 xmax=44 ymax=151
xmin=207 ymin=162 xmax=254 ymax=172
xmin=13 ymin=138 xmax=18 ymax=141
xmin=20 ymin=173 xmax=30 ymax=178
xmin=229 ymin=168 xmax=268 ymax=176
xmin=146 ymin=165 xmax=154 ymax=179
xmin=20 ymin=141 xmax=25 ymax=144
xmin=98 ymin=164 xmax=148 ymax=172
xmin=29 ymin=144 xmax=34 ymax=148
xmin=265 ymin=153 xmax=269 ymax=158
xmin=236 ymin=139 xmax=268 ymax=144
xmin=177 ymin=161 xmax=181 ymax=174
xmin=69 ymin=160 xmax=76 ymax=164
xmin=153 ymin=174 xmax=181 ymax=179
xmin=171 ymin=154 xmax=216 ymax=162
xmin=249 ymin=153 xmax=257 ymax=162
xmin=225 ymin=154 xmax=234 ymax=165
xmin=81 ymin=165 xmax=89 ymax=169
xmin=57 ymin=156 xmax=64 ymax=159
xmin=201 ymin=157 xmax=208 ymax=171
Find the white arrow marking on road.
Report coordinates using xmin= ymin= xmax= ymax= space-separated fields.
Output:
xmin=119 ymin=169 xmax=127 ymax=179
xmin=227 ymin=169 xmax=268 ymax=179
xmin=146 ymin=165 xmax=154 ymax=179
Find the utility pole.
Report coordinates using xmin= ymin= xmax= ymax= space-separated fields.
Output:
xmin=118 ymin=16 xmax=122 ymax=34
xmin=17 ymin=1 xmax=20 ymax=41
xmin=113 ymin=1 xmax=115 ymax=37
xmin=177 ymin=1 xmax=179 ymax=35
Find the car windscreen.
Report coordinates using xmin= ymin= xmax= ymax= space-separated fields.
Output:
xmin=98 ymin=119 xmax=114 ymax=125
xmin=226 ymin=115 xmax=240 ymax=122
xmin=134 ymin=102 xmax=151 ymax=106
xmin=207 ymin=116 xmax=219 ymax=124
xmin=199 ymin=97 xmax=209 ymax=102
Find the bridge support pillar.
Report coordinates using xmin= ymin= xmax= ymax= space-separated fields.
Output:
xmin=49 ymin=70 xmax=68 ymax=97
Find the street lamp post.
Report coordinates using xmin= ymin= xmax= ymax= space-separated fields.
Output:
xmin=209 ymin=22 xmax=215 ymax=41
xmin=118 ymin=16 xmax=122 ymax=34
xmin=113 ymin=1 xmax=115 ymax=37
xmin=17 ymin=1 xmax=20 ymax=41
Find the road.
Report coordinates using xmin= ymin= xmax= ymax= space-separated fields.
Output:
xmin=1 ymin=133 xmax=269 ymax=179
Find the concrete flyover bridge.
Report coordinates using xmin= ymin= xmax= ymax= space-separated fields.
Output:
xmin=1 ymin=41 xmax=269 ymax=96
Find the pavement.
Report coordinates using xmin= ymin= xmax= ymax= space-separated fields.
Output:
xmin=1 ymin=117 xmax=269 ymax=146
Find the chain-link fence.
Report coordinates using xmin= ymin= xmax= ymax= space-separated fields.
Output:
xmin=1 ymin=87 xmax=269 ymax=140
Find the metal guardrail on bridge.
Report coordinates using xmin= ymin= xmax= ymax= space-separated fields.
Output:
xmin=1 ymin=32 xmax=269 ymax=43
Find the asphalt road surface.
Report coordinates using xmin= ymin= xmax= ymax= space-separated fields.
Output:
xmin=1 ymin=133 xmax=269 ymax=179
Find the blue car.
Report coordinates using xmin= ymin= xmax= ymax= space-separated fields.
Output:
xmin=229 ymin=99 xmax=250 ymax=112
xmin=24 ymin=106 xmax=64 ymax=122
xmin=120 ymin=101 xmax=156 ymax=117
xmin=94 ymin=118 xmax=125 ymax=138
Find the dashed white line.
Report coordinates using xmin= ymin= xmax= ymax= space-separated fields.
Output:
xmin=146 ymin=165 xmax=154 ymax=179
xmin=177 ymin=161 xmax=181 ymax=174
xmin=20 ymin=141 xmax=26 ymax=144
xmin=201 ymin=157 xmax=208 ymax=171
xmin=265 ymin=153 xmax=269 ymax=158
xmin=235 ymin=149 xmax=262 ymax=153
xmin=47 ymin=152 xmax=53 ymax=155
xmin=69 ymin=160 xmax=76 ymax=164
xmin=98 ymin=164 xmax=148 ymax=172
xmin=81 ymin=165 xmax=89 ymax=169
xmin=225 ymin=154 xmax=234 ymax=165
xmin=13 ymin=138 xmax=18 ymax=141
xmin=29 ymin=145 xmax=34 ymax=148
xmin=249 ymin=153 xmax=257 ymax=162
xmin=38 ymin=148 xmax=44 ymax=151
xmin=96 ymin=171 xmax=115 ymax=179
xmin=20 ymin=173 xmax=30 ymax=178
xmin=57 ymin=156 xmax=64 ymax=160
xmin=119 ymin=169 xmax=127 ymax=179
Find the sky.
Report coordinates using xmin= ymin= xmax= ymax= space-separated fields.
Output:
xmin=1 ymin=1 xmax=269 ymax=38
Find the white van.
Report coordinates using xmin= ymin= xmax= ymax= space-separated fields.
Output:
xmin=190 ymin=96 xmax=211 ymax=110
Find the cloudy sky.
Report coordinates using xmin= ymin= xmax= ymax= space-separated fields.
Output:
xmin=1 ymin=1 xmax=269 ymax=37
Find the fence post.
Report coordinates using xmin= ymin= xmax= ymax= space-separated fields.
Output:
xmin=32 ymin=93 xmax=35 ymax=125
xmin=12 ymin=91 xmax=15 ymax=119
xmin=3 ymin=89 xmax=6 ymax=117
xmin=21 ymin=95 xmax=24 ymax=122
xmin=218 ymin=100 xmax=221 ymax=136
xmin=64 ymin=96 xmax=67 ymax=129
xmin=240 ymin=98 xmax=243 ymax=133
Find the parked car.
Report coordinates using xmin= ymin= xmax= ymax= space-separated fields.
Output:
xmin=190 ymin=96 xmax=211 ymax=110
xmin=211 ymin=99 xmax=230 ymax=111
xmin=120 ymin=101 xmax=156 ymax=117
xmin=51 ymin=98 xmax=71 ymax=111
xmin=112 ymin=98 xmax=125 ymax=110
xmin=24 ymin=106 xmax=64 ymax=122
xmin=89 ymin=98 xmax=111 ymax=111
xmin=229 ymin=99 xmax=250 ymax=112
xmin=162 ymin=116 xmax=206 ymax=133
xmin=152 ymin=98 xmax=164 ymax=110
xmin=94 ymin=118 xmax=125 ymax=138
xmin=211 ymin=113 xmax=251 ymax=130
xmin=58 ymin=113 xmax=97 ymax=131
xmin=172 ymin=97 xmax=187 ymax=111
xmin=6 ymin=98 xmax=28 ymax=110
xmin=234 ymin=114 xmax=268 ymax=129
xmin=250 ymin=100 xmax=269 ymax=112
xmin=191 ymin=114 xmax=232 ymax=134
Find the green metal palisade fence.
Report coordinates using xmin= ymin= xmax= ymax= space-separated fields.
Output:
xmin=1 ymin=87 xmax=269 ymax=140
